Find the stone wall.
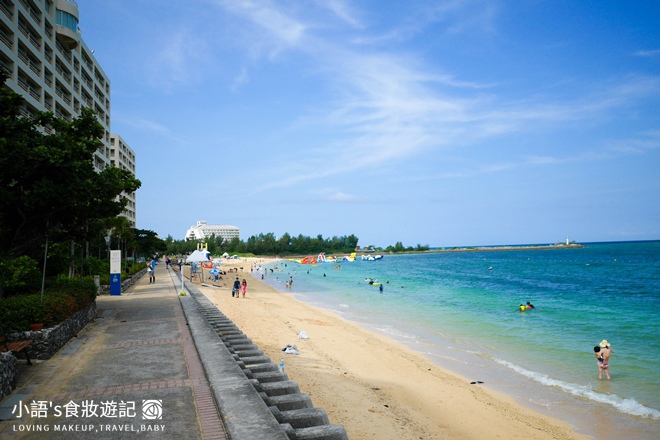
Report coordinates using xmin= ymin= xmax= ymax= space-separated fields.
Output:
xmin=5 ymin=302 xmax=97 ymax=360
xmin=0 ymin=352 xmax=17 ymax=399
xmin=1 ymin=302 xmax=97 ymax=400
xmin=98 ymin=268 xmax=147 ymax=295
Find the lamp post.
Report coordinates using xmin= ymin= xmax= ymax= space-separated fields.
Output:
xmin=105 ymin=232 xmax=111 ymax=258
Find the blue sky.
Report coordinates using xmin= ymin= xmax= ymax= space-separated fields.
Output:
xmin=79 ymin=0 xmax=659 ymax=247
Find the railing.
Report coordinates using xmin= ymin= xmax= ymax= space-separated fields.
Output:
xmin=18 ymin=0 xmax=40 ymax=24
xmin=17 ymin=50 xmax=28 ymax=65
xmin=17 ymin=23 xmax=29 ymax=39
xmin=0 ymin=2 xmax=12 ymax=21
xmin=0 ymin=31 xmax=12 ymax=50
xmin=28 ymin=61 xmax=39 ymax=75
xmin=0 ymin=58 xmax=11 ymax=77
xmin=17 ymin=77 xmax=29 ymax=92
xmin=28 ymin=33 xmax=39 ymax=50
xmin=29 ymin=86 xmax=39 ymax=101
xmin=56 ymin=40 xmax=71 ymax=62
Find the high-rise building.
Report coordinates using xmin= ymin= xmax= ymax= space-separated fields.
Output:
xmin=109 ymin=134 xmax=137 ymax=227
xmin=186 ymin=221 xmax=240 ymax=242
xmin=0 ymin=0 xmax=137 ymax=224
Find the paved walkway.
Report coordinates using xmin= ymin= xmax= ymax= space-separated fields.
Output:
xmin=0 ymin=262 xmax=227 ymax=439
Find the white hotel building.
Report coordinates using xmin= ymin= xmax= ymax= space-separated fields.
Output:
xmin=0 ymin=0 xmax=137 ymax=226
xmin=186 ymin=221 xmax=240 ymax=242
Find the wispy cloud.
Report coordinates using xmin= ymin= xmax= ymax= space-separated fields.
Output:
xmin=633 ymin=49 xmax=660 ymax=57
xmin=210 ymin=0 xmax=306 ymax=54
xmin=114 ymin=115 xmax=170 ymax=135
xmin=207 ymin=1 xmax=660 ymax=191
xmin=316 ymin=0 xmax=363 ymax=28
xmin=231 ymin=67 xmax=250 ymax=91
xmin=326 ymin=191 xmax=360 ymax=202
xmin=144 ymin=30 xmax=212 ymax=89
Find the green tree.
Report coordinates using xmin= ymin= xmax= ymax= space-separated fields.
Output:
xmin=133 ymin=229 xmax=167 ymax=258
xmin=0 ymin=71 xmax=141 ymax=260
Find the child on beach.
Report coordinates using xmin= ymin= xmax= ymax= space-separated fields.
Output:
xmin=594 ymin=346 xmax=605 ymax=379
xmin=241 ymin=279 xmax=247 ymax=298
xmin=232 ymin=277 xmax=240 ymax=298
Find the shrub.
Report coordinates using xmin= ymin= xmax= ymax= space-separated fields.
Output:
xmin=50 ymin=275 xmax=97 ymax=309
xmin=43 ymin=292 xmax=78 ymax=327
xmin=0 ymin=294 xmax=44 ymax=332
xmin=0 ymin=275 xmax=97 ymax=331
xmin=0 ymin=256 xmax=41 ymax=298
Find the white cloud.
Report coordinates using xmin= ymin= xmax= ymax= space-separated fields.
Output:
xmin=633 ymin=49 xmax=660 ymax=57
xmin=315 ymin=0 xmax=363 ymax=28
xmin=205 ymin=0 xmax=660 ymax=190
xmin=327 ymin=191 xmax=359 ymax=202
xmin=144 ymin=30 xmax=212 ymax=89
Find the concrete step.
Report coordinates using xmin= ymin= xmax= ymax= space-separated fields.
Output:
xmin=294 ymin=425 xmax=349 ymax=440
xmin=281 ymin=408 xmax=329 ymax=429
xmin=252 ymin=371 xmax=289 ymax=383
xmin=268 ymin=393 xmax=313 ymax=411
xmin=260 ymin=380 xmax=301 ymax=397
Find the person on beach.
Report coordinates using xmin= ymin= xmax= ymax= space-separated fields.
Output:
xmin=241 ymin=279 xmax=247 ymax=298
xmin=232 ymin=277 xmax=240 ymax=298
xmin=598 ymin=340 xmax=614 ymax=380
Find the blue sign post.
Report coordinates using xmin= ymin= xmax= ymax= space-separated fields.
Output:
xmin=110 ymin=250 xmax=121 ymax=296
xmin=110 ymin=273 xmax=121 ymax=296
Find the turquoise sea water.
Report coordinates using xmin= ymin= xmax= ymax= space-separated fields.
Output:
xmin=260 ymin=241 xmax=660 ymax=439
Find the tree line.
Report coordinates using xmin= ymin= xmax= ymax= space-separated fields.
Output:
xmin=165 ymin=232 xmax=360 ymax=256
xmin=164 ymin=234 xmax=430 ymax=256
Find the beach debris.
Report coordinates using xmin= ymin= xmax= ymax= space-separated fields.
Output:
xmin=298 ymin=331 xmax=309 ymax=339
xmin=470 ymin=381 xmax=484 ymax=385
xmin=282 ymin=344 xmax=300 ymax=355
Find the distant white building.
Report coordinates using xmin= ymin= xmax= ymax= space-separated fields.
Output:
xmin=185 ymin=221 xmax=240 ymax=241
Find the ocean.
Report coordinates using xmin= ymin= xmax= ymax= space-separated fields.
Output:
xmin=260 ymin=241 xmax=660 ymax=439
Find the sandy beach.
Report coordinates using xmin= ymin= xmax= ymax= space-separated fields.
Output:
xmin=190 ymin=258 xmax=588 ymax=439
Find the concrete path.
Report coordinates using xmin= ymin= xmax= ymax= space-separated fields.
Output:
xmin=0 ymin=262 xmax=227 ymax=439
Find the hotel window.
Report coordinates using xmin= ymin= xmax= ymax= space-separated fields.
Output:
xmin=56 ymin=10 xmax=78 ymax=33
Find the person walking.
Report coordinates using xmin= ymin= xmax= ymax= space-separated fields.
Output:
xmin=241 ymin=279 xmax=247 ymax=298
xmin=232 ymin=277 xmax=241 ymax=298
xmin=148 ymin=259 xmax=156 ymax=284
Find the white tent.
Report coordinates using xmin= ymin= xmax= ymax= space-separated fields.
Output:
xmin=185 ymin=250 xmax=210 ymax=263
xmin=185 ymin=250 xmax=210 ymax=282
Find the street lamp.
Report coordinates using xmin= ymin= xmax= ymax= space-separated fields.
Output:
xmin=105 ymin=232 xmax=111 ymax=258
